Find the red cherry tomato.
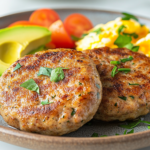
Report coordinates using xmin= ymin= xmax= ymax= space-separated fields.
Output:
xmin=64 ymin=13 xmax=93 ymax=38
xmin=29 ymin=9 xmax=60 ymax=28
xmin=47 ymin=20 xmax=75 ymax=48
xmin=8 ymin=21 xmax=42 ymax=27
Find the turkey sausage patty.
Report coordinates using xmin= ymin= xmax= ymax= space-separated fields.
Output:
xmin=0 ymin=49 xmax=102 ymax=135
xmin=83 ymin=47 xmax=150 ymax=121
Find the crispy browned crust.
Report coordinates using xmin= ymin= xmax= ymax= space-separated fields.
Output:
xmin=0 ymin=49 xmax=102 ymax=135
xmin=83 ymin=47 xmax=150 ymax=121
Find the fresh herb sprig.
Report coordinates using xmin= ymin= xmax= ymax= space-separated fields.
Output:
xmin=13 ymin=63 xmax=22 ymax=72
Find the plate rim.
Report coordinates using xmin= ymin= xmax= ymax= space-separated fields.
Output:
xmin=0 ymin=7 xmax=150 ymax=149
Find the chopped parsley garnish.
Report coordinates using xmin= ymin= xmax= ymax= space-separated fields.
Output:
xmin=129 ymin=83 xmax=139 ymax=85
xmin=20 ymin=79 xmax=40 ymax=94
xmin=123 ymin=32 xmax=138 ymax=39
xmin=71 ymin=35 xmax=81 ymax=41
xmin=51 ymin=95 xmax=56 ymax=99
xmin=92 ymin=27 xmax=102 ymax=35
xmin=131 ymin=46 xmax=139 ymax=52
xmin=118 ymin=25 xmax=126 ymax=34
xmin=127 ymin=129 xmax=134 ymax=134
xmin=79 ymin=82 xmax=82 ymax=85
xmin=148 ymin=126 xmax=150 ymax=129
xmin=121 ymin=12 xmax=139 ymax=21
xmin=110 ymin=61 xmax=121 ymax=65
xmin=41 ymin=99 xmax=53 ymax=105
xmin=114 ymin=103 xmax=117 ymax=106
xmin=13 ymin=63 xmax=22 ymax=72
xmin=79 ymin=94 xmax=81 ymax=97
xmin=118 ymin=96 xmax=127 ymax=101
xmin=119 ymin=119 xmax=150 ymax=129
xmin=37 ymin=67 xmax=52 ymax=76
xmin=96 ymin=84 xmax=100 ymax=89
xmin=71 ymin=108 xmax=76 ymax=116
xmin=81 ymin=33 xmax=88 ymax=38
xmin=120 ymin=56 xmax=133 ymax=63
xmin=118 ymin=68 xmax=131 ymax=73
xmin=91 ymin=133 xmax=99 ymax=137
xmin=50 ymin=67 xmax=69 ymax=82
xmin=124 ymin=130 xmax=127 ymax=135
xmin=111 ymin=66 xmax=118 ymax=77
xmin=129 ymin=96 xmax=134 ymax=99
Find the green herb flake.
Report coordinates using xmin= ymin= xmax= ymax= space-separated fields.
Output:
xmin=79 ymin=94 xmax=81 ymax=97
xmin=96 ymin=84 xmax=100 ymax=89
xmin=124 ymin=43 xmax=133 ymax=50
xmin=123 ymin=32 xmax=138 ymax=39
xmin=118 ymin=25 xmax=126 ymax=34
xmin=79 ymin=82 xmax=82 ymax=85
xmin=148 ymin=126 xmax=150 ymax=129
xmin=91 ymin=133 xmax=99 ymax=137
xmin=118 ymin=96 xmax=127 ymax=101
xmin=127 ymin=129 xmax=134 ymax=134
xmin=111 ymin=66 xmax=118 ymax=77
xmin=71 ymin=108 xmax=76 ymax=116
xmin=37 ymin=67 xmax=52 ymax=77
xmin=129 ymin=96 xmax=134 ymax=99
xmin=114 ymin=103 xmax=117 ymax=106
xmin=114 ymin=34 xmax=132 ymax=48
xmin=71 ymin=35 xmax=81 ymax=41
xmin=13 ymin=63 xmax=22 ymax=72
xmin=20 ymin=79 xmax=40 ymax=94
xmin=119 ymin=119 xmax=150 ymax=129
xmin=100 ymin=135 xmax=107 ymax=137
xmin=120 ymin=56 xmax=133 ymax=63
xmin=41 ymin=99 xmax=50 ymax=105
xmin=81 ymin=33 xmax=88 ymax=38
xmin=50 ymin=67 xmax=69 ymax=82
xmin=129 ymin=83 xmax=139 ymax=85
xmin=51 ymin=95 xmax=56 ymax=99
xmin=131 ymin=46 xmax=139 ymax=52
xmin=92 ymin=27 xmax=102 ymax=35
xmin=118 ymin=68 xmax=131 ymax=73
xmin=110 ymin=61 xmax=121 ymax=65
xmin=115 ymin=133 xmax=119 ymax=135
xmin=121 ymin=12 xmax=139 ymax=21
xmin=124 ymin=130 xmax=127 ymax=134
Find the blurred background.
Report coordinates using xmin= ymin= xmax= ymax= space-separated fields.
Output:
xmin=0 ymin=0 xmax=150 ymax=149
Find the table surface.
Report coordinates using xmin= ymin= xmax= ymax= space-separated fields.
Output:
xmin=0 ymin=0 xmax=150 ymax=149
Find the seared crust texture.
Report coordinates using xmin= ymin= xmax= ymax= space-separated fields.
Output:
xmin=0 ymin=49 xmax=102 ymax=135
xmin=83 ymin=47 xmax=150 ymax=121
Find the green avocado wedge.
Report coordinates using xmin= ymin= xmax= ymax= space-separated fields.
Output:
xmin=0 ymin=26 xmax=51 ymax=76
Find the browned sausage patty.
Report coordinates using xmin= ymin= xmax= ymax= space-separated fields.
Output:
xmin=83 ymin=47 xmax=150 ymax=121
xmin=0 ymin=49 xmax=102 ymax=135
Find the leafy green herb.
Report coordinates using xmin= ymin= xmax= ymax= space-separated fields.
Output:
xmin=114 ymin=34 xmax=132 ymax=48
xmin=129 ymin=96 xmax=134 ymax=99
xmin=13 ymin=63 xmax=22 ymax=72
xmin=81 ymin=33 xmax=88 ymax=38
xmin=119 ymin=119 xmax=150 ymax=129
xmin=79 ymin=94 xmax=81 ymax=97
xmin=123 ymin=32 xmax=138 ymax=39
xmin=110 ymin=61 xmax=121 ymax=65
xmin=122 ymin=12 xmax=139 ymax=21
xmin=129 ymin=83 xmax=139 ymax=85
xmin=148 ymin=126 xmax=150 ymax=129
xmin=100 ymin=135 xmax=107 ymax=137
xmin=92 ymin=27 xmax=102 ymax=35
xmin=115 ymin=133 xmax=119 ymax=135
xmin=37 ymin=67 xmax=52 ymax=76
xmin=124 ymin=130 xmax=127 ymax=134
xmin=50 ymin=67 xmax=69 ymax=82
xmin=71 ymin=35 xmax=81 ymax=41
xmin=96 ymin=84 xmax=100 ymax=89
xmin=118 ymin=25 xmax=126 ymax=34
xmin=111 ymin=66 xmax=118 ymax=77
xmin=124 ymin=43 xmax=134 ymax=50
xmin=118 ymin=68 xmax=131 ymax=73
xmin=91 ymin=133 xmax=99 ymax=137
xmin=131 ymin=46 xmax=139 ymax=52
xmin=120 ymin=56 xmax=133 ymax=63
xmin=20 ymin=79 xmax=40 ymax=94
xmin=51 ymin=95 xmax=56 ymax=99
xmin=71 ymin=108 xmax=76 ymax=116
xmin=127 ymin=129 xmax=134 ymax=134
xmin=118 ymin=96 xmax=127 ymax=101
xmin=79 ymin=82 xmax=82 ymax=85
xmin=114 ymin=103 xmax=117 ymax=106
xmin=41 ymin=99 xmax=51 ymax=105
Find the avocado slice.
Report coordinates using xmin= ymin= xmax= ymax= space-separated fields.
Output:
xmin=0 ymin=26 xmax=51 ymax=75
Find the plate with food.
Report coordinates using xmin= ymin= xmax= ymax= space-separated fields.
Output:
xmin=1 ymin=8 xmax=150 ymax=150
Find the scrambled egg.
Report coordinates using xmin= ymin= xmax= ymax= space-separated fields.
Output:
xmin=76 ymin=17 xmax=150 ymax=56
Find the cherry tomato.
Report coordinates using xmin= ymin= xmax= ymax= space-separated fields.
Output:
xmin=47 ymin=20 xmax=75 ymax=48
xmin=8 ymin=21 xmax=42 ymax=27
xmin=64 ymin=13 xmax=93 ymax=38
xmin=29 ymin=8 xmax=60 ymax=28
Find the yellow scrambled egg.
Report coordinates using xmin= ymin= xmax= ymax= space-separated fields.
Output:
xmin=76 ymin=17 xmax=150 ymax=56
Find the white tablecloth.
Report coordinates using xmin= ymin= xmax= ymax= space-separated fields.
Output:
xmin=0 ymin=0 xmax=150 ymax=149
